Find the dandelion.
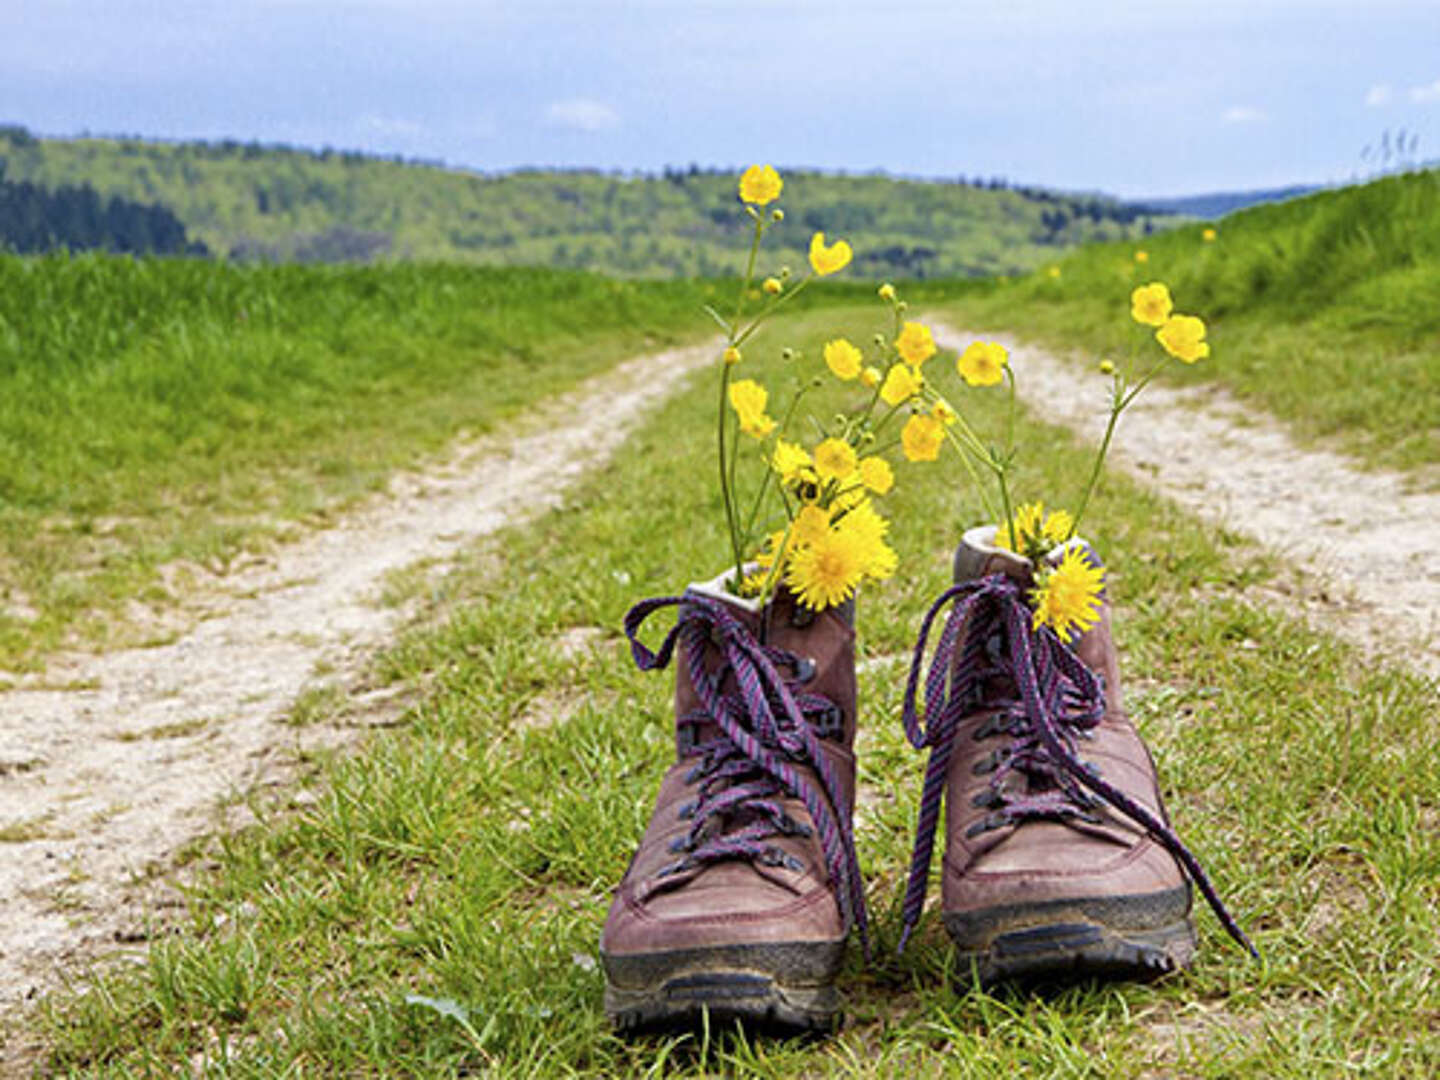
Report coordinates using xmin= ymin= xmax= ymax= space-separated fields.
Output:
xmin=901 ymin=413 xmax=944 ymax=462
xmin=879 ymin=363 xmax=922 ymax=406
xmin=723 ymin=346 xmax=742 ymax=366
xmin=1130 ymin=282 xmax=1173 ymax=327
xmin=814 ymin=437 xmax=858 ymax=482
xmin=809 ymin=232 xmax=853 ymax=276
xmin=771 ymin=439 xmax=812 ymax=482
xmin=1156 ymin=314 xmax=1210 ymax=363
xmin=1202 ymin=227 xmax=1217 ymax=242
xmin=1031 ymin=545 xmax=1106 ymax=643
xmin=957 ymin=341 xmax=1008 ymax=387
xmin=859 ymin=366 xmax=881 ymax=389
xmin=994 ymin=502 xmax=1072 ymax=555
xmin=728 ymin=378 xmax=776 ymax=438
xmin=786 ymin=528 xmax=867 ymax=610
xmin=792 ymin=504 xmax=831 ymax=547
xmin=895 ymin=322 xmax=937 ymax=367
xmin=823 ymin=338 xmax=863 ymax=381
xmin=1134 ymin=250 xmax=1149 ymax=264
xmin=838 ymin=500 xmax=898 ymax=580
xmin=858 ymin=456 xmax=894 ymax=494
xmin=739 ymin=164 xmax=783 ymax=206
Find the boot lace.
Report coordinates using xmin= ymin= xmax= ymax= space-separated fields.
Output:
xmin=897 ymin=573 xmax=1256 ymax=957
xmin=624 ymin=592 xmax=868 ymax=947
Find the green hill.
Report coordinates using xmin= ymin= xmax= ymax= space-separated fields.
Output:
xmin=0 ymin=126 xmax=1166 ymax=277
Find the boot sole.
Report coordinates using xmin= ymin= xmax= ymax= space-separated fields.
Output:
xmin=943 ymin=884 xmax=1197 ymax=984
xmin=601 ymin=940 xmax=846 ymax=1034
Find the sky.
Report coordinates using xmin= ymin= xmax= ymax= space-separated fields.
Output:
xmin=1 ymin=0 xmax=1437 ymax=198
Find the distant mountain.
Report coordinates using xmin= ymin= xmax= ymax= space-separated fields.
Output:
xmin=1136 ymin=184 xmax=1325 ymax=220
xmin=0 ymin=126 xmax=1175 ymax=277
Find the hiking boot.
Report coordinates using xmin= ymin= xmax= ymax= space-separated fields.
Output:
xmin=897 ymin=526 xmax=1254 ymax=983
xmin=600 ymin=570 xmax=867 ymax=1033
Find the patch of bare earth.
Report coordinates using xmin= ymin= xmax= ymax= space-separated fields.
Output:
xmin=0 ymin=340 xmax=715 ymax=1054
xmin=931 ymin=321 xmax=1440 ymax=682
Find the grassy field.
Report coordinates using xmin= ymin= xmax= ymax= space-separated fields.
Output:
xmin=34 ymin=304 xmax=1439 ymax=1076
xmin=0 ymin=255 xmax=740 ymax=669
xmin=939 ymin=167 xmax=1440 ymax=475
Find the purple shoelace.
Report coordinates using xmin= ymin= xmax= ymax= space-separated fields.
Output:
xmin=897 ymin=572 xmax=1257 ymax=958
xmin=624 ymin=592 xmax=869 ymax=948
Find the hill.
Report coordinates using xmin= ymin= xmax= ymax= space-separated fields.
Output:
xmin=0 ymin=126 xmax=1169 ymax=277
xmin=1136 ymin=183 xmax=1322 ymax=219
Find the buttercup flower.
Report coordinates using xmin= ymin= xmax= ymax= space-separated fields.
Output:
xmin=931 ymin=399 xmax=958 ymax=426
xmin=895 ymin=322 xmax=937 ymax=367
xmin=823 ymin=338 xmax=863 ymax=381
xmin=1046 ymin=266 xmax=1061 ymax=279
xmin=1134 ymin=250 xmax=1149 ymax=264
xmin=879 ymin=363 xmax=922 ymax=406
xmin=1130 ymin=282 xmax=1174 ymax=328
xmin=1156 ymin=314 xmax=1210 ymax=363
xmin=728 ymin=378 xmax=776 ymax=438
xmin=957 ymin=341 xmax=1008 ymax=387
xmin=858 ymin=456 xmax=894 ymax=495
xmin=762 ymin=277 xmax=782 ymax=296
xmin=1203 ymin=227 xmax=1217 ymax=242
xmin=814 ymin=437 xmax=858 ymax=482
xmin=859 ymin=366 xmax=881 ymax=389
xmin=809 ymin=232 xmax=853 ymax=276
xmin=739 ymin=164 xmax=782 ymax=206
xmin=900 ymin=413 xmax=944 ymax=462
xmin=1031 ymin=544 xmax=1106 ymax=643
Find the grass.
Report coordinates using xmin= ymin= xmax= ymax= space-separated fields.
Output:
xmin=937 ymin=168 xmax=1440 ymax=477
xmin=32 ymin=304 xmax=1440 ymax=1076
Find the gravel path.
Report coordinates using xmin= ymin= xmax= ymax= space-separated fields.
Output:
xmin=0 ymin=340 xmax=715 ymax=1023
xmin=931 ymin=320 xmax=1440 ymax=680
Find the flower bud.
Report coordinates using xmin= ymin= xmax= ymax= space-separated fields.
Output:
xmin=872 ymin=333 xmax=886 ymax=348
xmin=723 ymin=346 xmax=742 ymax=366
xmin=1098 ymin=359 xmax=1115 ymax=375
xmin=878 ymin=283 xmax=896 ymax=302
xmin=771 ymin=208 xmax=785 ymax=222
xmin=763 ymin=277 xmax=782 ymax=296
xmin=860 ymin=366 xmax=880 ymax=388
xmin=896 ymin=301 xmax=908 ymax=313
xmin=781 ymin=347 xmax=796 ymax=361
xmin=779 ymin=265 xmax=792 ymax=280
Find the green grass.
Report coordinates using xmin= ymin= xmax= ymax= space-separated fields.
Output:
xmin=937 ymin=168 xmax=1440 ymax=475
xmin=33 ymin=305 xmax=1440 ymax=1076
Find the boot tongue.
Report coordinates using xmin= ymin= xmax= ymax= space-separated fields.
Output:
xmin=954 ymin=525 xmax=1037 ymax=587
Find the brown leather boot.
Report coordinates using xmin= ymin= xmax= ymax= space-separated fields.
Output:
xmin=601 ymin=571 xmax=866 ymax=1032
xmin=897 ymin=526 xmax=1254 ymax=982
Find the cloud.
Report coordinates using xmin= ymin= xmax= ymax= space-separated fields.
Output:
xmin=1409 ymin=78 xmax=1440 ymax=104
xmin=543 ymin=99 xmax=621 ymax=133
xmin=1365 ymin=84 xmax=1394 ymax=107
xmin=1221 ymin=105 xmax=1266 ymax=125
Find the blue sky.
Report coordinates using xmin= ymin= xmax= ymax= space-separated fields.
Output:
xmin=2 ymin=0 xmax=1437 ymax=197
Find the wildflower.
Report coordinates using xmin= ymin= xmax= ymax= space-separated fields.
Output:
xmin=878 ymin=283 xmax=897 ymax=302
xmin=792 ymin=504 xmax=831 ymax=547
xmin=994 ymin=501 xmax=1072 ymax=555
xmin=858 ymin=456 xmax=894 ymax=494
xmin=809 ymin=232 xmax=853 ymax=276
xmin=1046 ymin=266 xmax=1061 ymax=279
xmin=728 ymin=378 xmax=776 ymax=438
xmin=1134 ymin=250 xmax=1149 ymax=264
xmin=957 ymin=341 xmax=1008 ymax=387
xmin=931 ymin=399 xmax=959 ymax=426
xmin=1130 ymin=282 xmax=1173 ymax=328
xmin=814 ymin=437 xmax=858 ymax=482
xmin=895 ymin=322 xmax=937 ymax=367
xmin=772 ymin=208 xmax=785 ymax=222
xmin=738 ymin=569 xmax=768 ymax=597
xmin=739 ymin=164 xmax=782 ymax=206
xmin=823 ymin=338 xmax=863 ymax=381
xmin=901 ymin=413 xmax=944 ymax=462
xmin=723 ymin=346 xmax=742 ymax=365
xmin=1031 ymin=545 xmax=1106 ymax=643
xmin=786 ymin=527 xmax=867 ymax=610
xmin=763 ymin=277 xmax=782 ymax=296
xmin=771 ymin=439 xmax=812 ymax=482
xmin=859 ymin=366 xmax=881 ymax=389
xmin=838 ymin=500 xmax=898 ymax=579
xmin=1202 ymin=227 xmax=1217 ymax=242
xmin=1099 ymin=359 xmax=1115 ymax=375
xmin=879 ymin=363 xmax=922 ymax=406
xmin=1156 ymin=314 xmax=1210 ymax=363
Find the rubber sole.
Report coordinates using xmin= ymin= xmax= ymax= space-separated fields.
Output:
xmin=601 ymin=939 xmax=846 ymax=1035
xmin=943 ymin=884 xmax=1197 ymax=985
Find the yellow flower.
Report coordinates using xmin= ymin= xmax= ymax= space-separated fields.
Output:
xmin=1042 ymin=508 xmax=1073 ymax=544
xmin=762 ymin=277 xmax=782 ymax=296
xmin=1046 ymin=266 xmax=1061 ymax=279
xmin=1098 ymin=359 xmax=1116 ymax=375
xmin=879 ymin=363 xmax=922 ymax=406
xmin=957 ymin=341 xmax=1008 ymax=387
xmin=1134 ymin=250 xmax=1149 ymax=264
xmin=809 ymin=231 xmax=853 ymax=276
xmin=823 ymin=338 xmax=863 ymax=381
xmin=1202 ymin=227 xmax=1217 ymax=243
xmin=859 ymin=365 xmax=881 ymax=389
xmin=900 ymin=413 xmax=944 ymax=462
xmin=931 ymin=399 xmax=959 ymax=426
xmin=894 ymin=321 xmax=937 ymax=367
xmin=728 ymin=378 xmax=776 ymax=438
xmin=1156 ymin=314 xmax=1210 ymax=363
xmin=878 ymin=282 xmax=897 ymax=302
xmin=739 ymin=164 xmax=782 ymax=206
xmin=792 ymin=504 xmax=831 ymax=547
xmin=857 ymin=456 xmax=894 ymax=494
xmin=837 ymin=500 xmax=897 ymax=580
xmin=771 ymin=439 xmax=812 ymax=482
xmin=738 ymin=569 xmax=768 ymax=598
xmin=814 ymin=437 xmax=858 ymax=482
xmin=995 ymin=502 xmax=1074 ymax=554
xmin=723 ymin=346 xmax=742 ymax=366
xmin=786 ymin=527 xmax=867 ymax=611
xmin=1130 ymin=282 xmax=1174 ymax=328
xmin=1031 ymin=545 xmax=1106 ymax=643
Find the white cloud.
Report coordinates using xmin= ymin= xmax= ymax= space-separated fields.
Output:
xmin=1221 ymin=105 xmax=1266 ymax=125
xmin=543 ymin=99 xmax=621 ymax=133
xmin=1409 ymin=78 xmax=1440 ymax=104
xmin=1365 ymin=84 xmax=1394 ymax=107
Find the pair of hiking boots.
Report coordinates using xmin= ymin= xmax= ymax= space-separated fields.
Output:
xmin=600 ymin=527 xmax=1251 ymax=1033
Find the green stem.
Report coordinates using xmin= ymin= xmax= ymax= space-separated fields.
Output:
xmin=717 ymin=365 xmax=745 ymax=583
